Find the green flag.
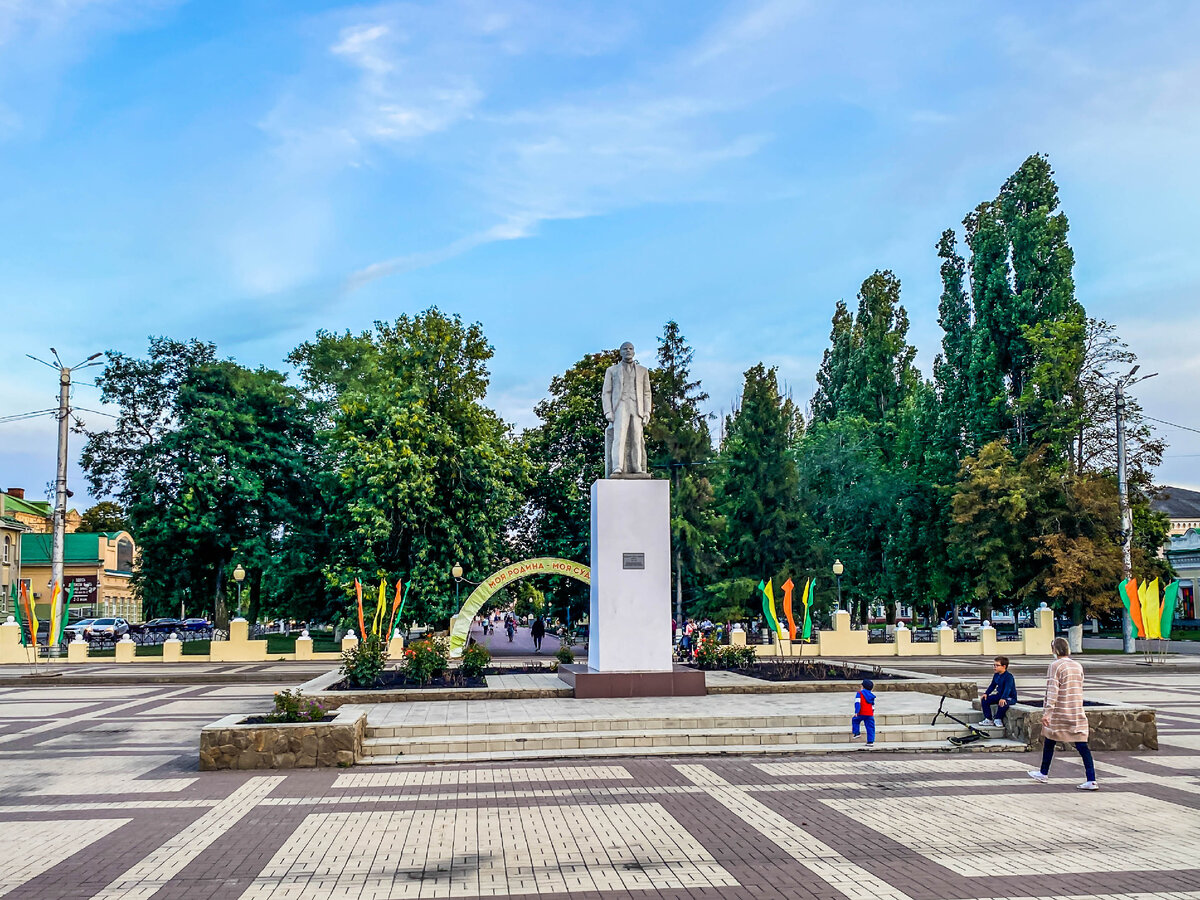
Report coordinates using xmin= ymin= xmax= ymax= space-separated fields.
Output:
xmin=1161 ymin=581 xmax=1180 ymax=640
xmin=801 ymin=578 xmax=813 ymax=641
xmin=8 ymin=582 xmax=25 ymax=647
xmin=1117 ymin=578 xmax=1131 ymax=616
xmin=59 ymin=583 xmax=74 ymax=646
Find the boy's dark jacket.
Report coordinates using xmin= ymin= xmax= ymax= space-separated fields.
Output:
xmin=984 ymin=670 xmax=1018 ymax=704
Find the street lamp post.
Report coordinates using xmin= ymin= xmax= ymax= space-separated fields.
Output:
xmin=233 ymin=564 xmax=246 ymax=619
xmin=1113 ymin=366 xmax=1157 ymax=654
xmin=452 ymin=563 xmax=464 ymax=607
xmin=832 ymin=559 xmax=844 ymax=611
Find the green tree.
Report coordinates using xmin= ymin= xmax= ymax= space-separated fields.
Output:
xmin=82 ymin=341 xmax=319 ymax=625
xmin=78 ymin=501 xmax=129 ymax=534
xmin=647 ymin=321 xmax=721 ymax=624
xmin=713 ymin=364 xmax=805 ymax=612
xmin=949 ymin=441 xmax=1036 ymax=623
xmin=289 ymin=309 xmax=526 ymax=630
xmin=516 ymin=349 xmax=618 ymax=622
xmin=812 ymin=270 xmax=918 ymax=425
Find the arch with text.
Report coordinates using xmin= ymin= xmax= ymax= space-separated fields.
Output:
xmin=447 ymin=557 xmax=591 ymax=657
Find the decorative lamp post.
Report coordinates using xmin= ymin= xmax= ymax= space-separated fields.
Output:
xmin=233 ymin=564 xmax=246 ymax=619
xmin=452 ymin=564 xmax=464 ymax=607
xmin=832 ymin=559 xmax=844 ymax=611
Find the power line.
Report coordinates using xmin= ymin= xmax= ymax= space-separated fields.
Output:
xmin=0 ymin=409 xmax=57 ymax=425
xmin=1143 ymin=415 xmax=1200 ymax=437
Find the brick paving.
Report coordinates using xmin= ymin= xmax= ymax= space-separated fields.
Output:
xmin=0 ymin=669 xmax=1199 ymax=900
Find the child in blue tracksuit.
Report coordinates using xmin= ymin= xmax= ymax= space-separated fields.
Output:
xmin=851 ymin=679 xmax=876 ymax=745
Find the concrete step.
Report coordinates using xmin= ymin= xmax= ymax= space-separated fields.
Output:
xmin=362 ymin=722 xmax=1004 ymax=757
xmin=359 ymin=736 xmax=1028 ymax=766
xmin=365 ymin=710 xmax=978 ymax=739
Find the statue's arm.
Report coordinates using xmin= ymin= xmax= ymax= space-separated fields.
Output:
xmin=641 ymin=367 xmax=652 ymax=420
xmin=601 ymin=368 xmax=615 ymax=420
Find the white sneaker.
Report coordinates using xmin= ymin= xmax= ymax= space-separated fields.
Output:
xmin=1077 ymin=781 xmax=1099 ymax=791
xmin=994 ymin=718 xmax=1004 ymax=727
xmin=1027 ymin=770 xmax=1049 ymax=783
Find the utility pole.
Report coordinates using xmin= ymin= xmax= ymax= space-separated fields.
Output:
xmin=28 ymin=350 xmax=103 ymax=645
xmin=1114 ymin=365 xmax=1157 ymax=654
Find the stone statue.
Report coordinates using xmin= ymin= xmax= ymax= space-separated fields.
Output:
xmin=602 ymin=342 xmax=652 ymax=476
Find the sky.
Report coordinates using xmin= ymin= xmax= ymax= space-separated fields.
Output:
xmin=2 ymin=0 xmax=1199 ymax=509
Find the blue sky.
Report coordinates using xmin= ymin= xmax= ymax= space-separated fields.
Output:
xmin=3 ymin=0 xmax=1199 ymax=506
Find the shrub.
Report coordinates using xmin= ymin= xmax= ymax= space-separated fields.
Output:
xmin=693 ymin=635 xmax=723 ymax=669
xmin=404 ymin=637 xmax=449 ymax=684
xmin=340 ymin=634 xmax=388 ymax=688
xmin=719 ymin=644 xmax=758 ymax=669
xmin=266 ymin=689 xmax=327 ymax=723
xmin=555 ymin=644 xmax=575 ymax=665
xmin=460 ymin=642 xmax=490 ymax=679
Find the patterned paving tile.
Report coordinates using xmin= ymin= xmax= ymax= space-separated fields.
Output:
xmin=0 ymin=818 xmax=130 ymax=897
xmin=238 ymin=803 xmax=738 ymax=898
xmin=822 ymin=790 xmax=1200 ymax=876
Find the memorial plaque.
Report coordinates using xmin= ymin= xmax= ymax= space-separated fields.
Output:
xmin=622 ymin=552 xmax=645 ymax=570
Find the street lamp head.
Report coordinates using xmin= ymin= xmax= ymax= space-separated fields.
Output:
xmin=233 ymin=564 xmax=246 ymax=583
xmin=832 ymin=559 xmax=844 ymax=577
xmin=452 ymin=564 xmax=464 ymax=579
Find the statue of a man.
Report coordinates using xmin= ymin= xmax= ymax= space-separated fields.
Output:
xmin=602 ymin=342 xmax=652 ymax=476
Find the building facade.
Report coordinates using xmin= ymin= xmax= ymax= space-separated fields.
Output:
xmin=1165 ymin=529 xmax=1200 ymax=623
xmin=1152 ymin=485 xmax=1200 ymax=536
xmin=0 ymin=514 xmax=30 ymax=617
xmin=0 ymin=488 xmax=82 ymax=535
xmin=19 ymin=531 xmax=140 ymax=621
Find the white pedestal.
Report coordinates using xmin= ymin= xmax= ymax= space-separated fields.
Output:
xmin=588 ymin=478 xmax=672 ymax=672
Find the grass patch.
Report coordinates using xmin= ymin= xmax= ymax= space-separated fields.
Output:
xmin=263 ymin=632 xmax=339 ymax=654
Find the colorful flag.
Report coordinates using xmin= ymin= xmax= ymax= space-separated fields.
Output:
xmin=759 ymin=579 xmax=782 ymax=637
xmin=9 ymin=582 xmax=26 ymax=646
xmin=46 ymin=581 xmax=61 ymax=645
xmin=372 ymin=578 xmax=387 ymax=638
xmin=1161 ymin=581 xmax=1179 ymax=640
xmin=1142 ymin=578 xmax=1162 ymax=640
xmin=59 ymin=583 xmax=74 ymax=646
xmin=781 ymin=577 xmax=796 ymax=640
xmin=354 ymin=579 xmax=365 ymax=638
xmin=1125 ymin=578 xmax=1144 ymax=638
xmin=19 ymin=581 xmax=37 ymax=647
xmin=388 ymin=580 xmax=404 ymax=637
xmin=801 ymin=578 xmax=813 ymax=641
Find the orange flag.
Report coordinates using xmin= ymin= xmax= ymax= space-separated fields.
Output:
xmin=1124 ymin=577 xmax=1143 ymax=637
xmin=781 ymin=578 xmax=796 ymax=640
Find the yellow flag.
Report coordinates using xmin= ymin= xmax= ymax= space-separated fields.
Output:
xmin=1147 ymin=578 xmax=1163 ymax=639
xmin=47 ymin=581 xmax=61 ymax=644
xmin=1139 ymin=579 xmax=1159 ymax=640
xmin=372 ymin=578 xmax=387 ymax=638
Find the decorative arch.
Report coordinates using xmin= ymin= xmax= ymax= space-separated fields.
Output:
xmin=448 ymin=558 xmax=590 ymax=657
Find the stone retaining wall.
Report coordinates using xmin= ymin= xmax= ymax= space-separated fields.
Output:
xmin=979 ymin=699 xmax=1158 ymax=751
xmin=199 ymin=708 xmax=366 ymax=770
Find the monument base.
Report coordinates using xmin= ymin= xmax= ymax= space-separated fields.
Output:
xmin=557 ymin=664 xmax=706 ymax=699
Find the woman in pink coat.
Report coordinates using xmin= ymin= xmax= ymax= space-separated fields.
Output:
xmin=1028 ymin=637 xmax=1097 ymax=790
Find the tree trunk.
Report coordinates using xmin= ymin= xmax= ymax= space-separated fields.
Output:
xmin=214 ymin=563 xmax=227 ymax=631
xmin=980 ymin=597 xmax=992 ymax=625
xmin=248 ymin=569 xmax=263 ymax=624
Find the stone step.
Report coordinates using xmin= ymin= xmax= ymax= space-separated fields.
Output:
xmin=365 ymin=710 xmax=980 ymax=739
xmin=362 ymin=722 xmax=1003 ymax=757
xmin=359 ymin=736 xmax=1028 ymax=766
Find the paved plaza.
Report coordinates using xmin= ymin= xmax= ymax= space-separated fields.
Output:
xmin=1 ymin=663 xmax=1199 ymax=900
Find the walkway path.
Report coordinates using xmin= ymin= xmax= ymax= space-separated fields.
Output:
xmin=1 ymin=665 xmax=1199 ymax=900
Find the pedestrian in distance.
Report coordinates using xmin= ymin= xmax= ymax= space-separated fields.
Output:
xmin=850 ymin=679 xmax=876 ymax=746
xmin=982 ymin=656 xmax=1018 ymax=726
xmin=1028 ymin=637 xmax=1098 ymax=790
xmin=531 ymin=616 xmax=545 ymax=652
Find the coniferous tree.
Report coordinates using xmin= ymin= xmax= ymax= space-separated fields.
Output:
xmin=647 ymin=322 xmax=721 ymax=625
xmin=713 ymin=364 xmax=805 ymax=616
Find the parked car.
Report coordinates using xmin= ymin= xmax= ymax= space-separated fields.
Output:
xmin=64 ymin=618 xmax=96 ymax=640
xmin=87 ymin=618 xmax=130 ymax=641
xmin=181 ymin=617 xmax=211 ymax=631
xmin=142 ymin=618 xmax=185 ymax=633
xmin=956 ymin=616 xmax=982 ymax=637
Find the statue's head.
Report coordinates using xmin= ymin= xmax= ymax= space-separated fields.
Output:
xmin=619 ymin=342 xmax=635 ymax=363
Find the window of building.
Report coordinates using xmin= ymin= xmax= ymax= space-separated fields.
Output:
xmin=2 ymin=536 xmax=8 ymax=564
